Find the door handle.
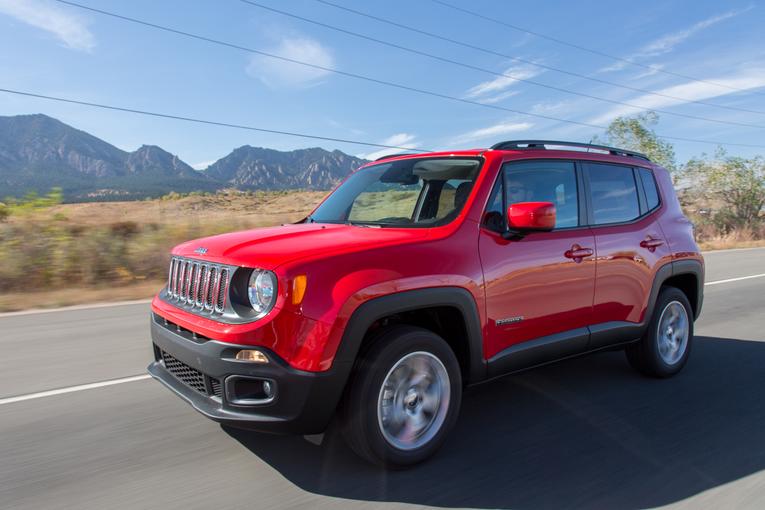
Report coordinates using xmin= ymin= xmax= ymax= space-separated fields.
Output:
xmin=640 ymin=238 xmax=664 ymax=252
xmin=565 ymin=245 xmax=594 ymax=262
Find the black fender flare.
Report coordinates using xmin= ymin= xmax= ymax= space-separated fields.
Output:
xmin=333 ymin=287 xmax=486 ymax=384
xmin=670 ymin=259 xmax=704 ymax=319
xmin=645 ymin=259 xmax=704 ymax=324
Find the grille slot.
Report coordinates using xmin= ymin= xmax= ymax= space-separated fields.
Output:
xmin=161 ymin=349 xmax=207 ymax=395
xmin=166 ymin=257 xmax=231 ymax=315
xmin=210 ymin=378 xmax=223 ymax=398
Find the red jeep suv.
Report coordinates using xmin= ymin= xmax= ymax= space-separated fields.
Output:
xmin=148 ymin=140 xmax=704 ymax=467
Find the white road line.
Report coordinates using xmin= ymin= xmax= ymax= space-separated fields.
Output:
xmin=1 ymin=272 xmax=762 ymax=406
xmin=0 ymin=299 xmax=152 ymax=318
xmin=705 ymin=273 xmax=765 ymax=286
xmin=0 ymin=375 xmax=152 ymax=406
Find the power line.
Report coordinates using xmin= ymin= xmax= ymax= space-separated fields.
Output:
xmin=4 ymin=87 xmax=765 ymax=152
xmin=0 ymin=88 xmax=430 ymax=152
xmin=430 ymin=0 xmax=765 ymax=98
xmin=48 ymin=1 xmax=765 ymax=149
xmin=313 ymin=0 xmax=765 ymax=116
xmin=236 ymin=0 xmax=765 ymax=130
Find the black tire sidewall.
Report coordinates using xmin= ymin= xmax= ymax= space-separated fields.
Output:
xmin=348 ymin=326 xmax=462 ymax=467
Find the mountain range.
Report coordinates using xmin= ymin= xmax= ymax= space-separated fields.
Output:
xmin=0 ymin=114 xmax=368 ymax=201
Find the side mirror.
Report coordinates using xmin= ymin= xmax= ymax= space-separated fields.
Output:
xmin=506 ymin=201 xmax=556 ymax=233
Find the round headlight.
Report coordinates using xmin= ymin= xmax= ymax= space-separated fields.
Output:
xmin=247 ymin=270 xmax=277 ymax=314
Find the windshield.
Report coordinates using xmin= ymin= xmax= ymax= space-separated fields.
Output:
xmin=309 ymin=157 xmax=481 ymax=227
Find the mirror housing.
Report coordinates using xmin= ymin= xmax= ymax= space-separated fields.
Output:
xmin=506 ymin=202 xmax=556 ymax=234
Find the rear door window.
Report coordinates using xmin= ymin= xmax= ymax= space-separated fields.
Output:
xmin=585 ymin=163 xmax=640 ymax=225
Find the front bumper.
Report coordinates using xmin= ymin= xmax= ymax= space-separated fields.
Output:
xmin=147 ymin=314 xmax=350 ymax=434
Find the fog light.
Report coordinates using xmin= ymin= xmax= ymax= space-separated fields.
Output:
xmin=235 ymin=349 xmax=269 ymax=363
xmin=262 ymin=380 xmax=274 ymax=398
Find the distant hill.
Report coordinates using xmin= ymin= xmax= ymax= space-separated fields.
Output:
xmin=0 ymin=114 xmax=368 ymax=201
xmin=206 ymin=145 xmax=364 ymax=190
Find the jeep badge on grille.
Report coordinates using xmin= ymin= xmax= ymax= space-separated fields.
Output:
xmin=194 ymin=247 xmax=208 ymax=255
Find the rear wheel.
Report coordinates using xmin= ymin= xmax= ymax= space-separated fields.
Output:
xmin=626 ymin=286 xmax=693 ymax=378
xmin=340 ymin=326 xmax=462 ymax=467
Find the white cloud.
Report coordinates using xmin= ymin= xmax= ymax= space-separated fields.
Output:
xmin=465 ymin=64 xmax=543 ymax=99
xmin=631 ymin=64 xmax=666 ymax=80
xmin=0 ymin=0 xmax=95 ymax=51
xmin=359 ymin=133 xmax=419 ymax=161
xmin=191 ymin=160 xmax=216 ymax=170
xmin=600 ymin=7 xmax=751 ymax=73
xmin=246 ymin=37 xmax=334 ymax=88
xmin=530 ymin=100 xmax=576 ymax=115
xmin=449 ymin=121 xmax=533 ymax=146
xmin=590 ymin=68 xmax=765 ymax=125
xmin=480 ymin=90 xmax=521 ymax=105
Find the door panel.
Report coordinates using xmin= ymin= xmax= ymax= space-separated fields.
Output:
xmin=480 ymin=228 xmax=596 ymax=359
xmin=479 ymin=159 xmax=595 ymax=360
xmin=590 ymin=217 xmax=668 ymax=325
xmin=583 ymin=163 xmax=672 ymax=331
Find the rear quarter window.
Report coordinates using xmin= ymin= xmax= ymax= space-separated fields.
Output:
xmin=638 ymin=167 xmax=661 ymax=211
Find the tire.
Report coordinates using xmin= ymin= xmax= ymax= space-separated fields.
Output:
xmin=340 ymin=325 xmax=462 ymax=467
xmin=626 ymin=286 xmax=694 ymax=378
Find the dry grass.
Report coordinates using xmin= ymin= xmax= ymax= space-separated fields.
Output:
xmin=0 ymin=280 xmax=165 ymax=313
xmin=693 ymin=222 xmax=765 ymax=251
xmin=39 ymin=189 xmax=326 ymax=226
xmin=698 ymin=239 xmax=765 ymax=251
xmin=0 ymin=190 xmax=323 ymax=311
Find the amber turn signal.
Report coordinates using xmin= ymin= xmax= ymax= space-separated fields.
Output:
xmin=292 ymin=275 xmax=307 ymax=305
xmin=235 ymin=350 xmax=269 ymax=363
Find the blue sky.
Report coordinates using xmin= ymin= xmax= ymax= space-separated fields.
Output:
xmin=1 ymin=0 xmax=764 ymax=167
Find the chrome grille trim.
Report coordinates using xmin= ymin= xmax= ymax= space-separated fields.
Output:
xmin=166 ymin=256 xmax=232 ymax=316
xmin=205 ymin=267 xmax=217 ymax=310
xmin=216 ymin=269 xmax=229 ymax=312
xmin=167 ymin=259 xmax=175 ymax=297
xmin=178 ymin=261 xmax=187 ymax=301
xmin=195 ymin=264 xmax=206 ymax=308
xmin=170 ymin=258 xmax=180 ymax=298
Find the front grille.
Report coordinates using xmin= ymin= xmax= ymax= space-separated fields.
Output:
xmin=160 ymin=349 xmax=221 ymax=398
xmin=167 ymin=257 xmax=230 ymax=314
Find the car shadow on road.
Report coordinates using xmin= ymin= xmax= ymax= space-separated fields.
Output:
xmin=225 ymin=336 xmax=765 ymax=509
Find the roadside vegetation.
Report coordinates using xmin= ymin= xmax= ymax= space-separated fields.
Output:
xmin=596 ymin=112 xmax=765 ymax=251
xmin=0 ymin=189 xmax=323 ymax=310
xmin=0 ymin=113 xmax=762 ymax=310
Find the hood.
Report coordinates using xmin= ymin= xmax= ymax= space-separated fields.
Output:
xmin=173 ymin=223 xmax=431 ymax=269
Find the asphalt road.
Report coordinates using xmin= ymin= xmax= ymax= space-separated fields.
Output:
xmin=1 ymin=248 xmax=763 ymax=509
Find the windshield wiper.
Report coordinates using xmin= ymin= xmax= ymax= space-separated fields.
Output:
xmin=346 ymin=221 xmax=382 ymax=228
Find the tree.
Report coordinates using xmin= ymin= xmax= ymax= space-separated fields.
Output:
xmin=682 ymin=149 xmax=765 ymax=230
xmin=596 ymin=112 xmax=677 ymax=172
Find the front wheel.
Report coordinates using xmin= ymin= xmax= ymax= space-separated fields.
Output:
xmin=340 ymin=326 xmax=462 ymax=467
xmin=626 ymin=286 xmax=694 ymax=378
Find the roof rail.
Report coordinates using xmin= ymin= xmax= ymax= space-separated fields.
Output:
xmin=490 ymin=140 xmax=650 ymax=161
xmin=374 ymin=152 xmax=418 ymax=161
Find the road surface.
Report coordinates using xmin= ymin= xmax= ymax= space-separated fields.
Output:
xmin=1 ymin=248 xmax=763 ymax=509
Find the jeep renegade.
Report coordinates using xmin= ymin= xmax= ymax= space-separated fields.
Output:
xmin=148 ymin=140 xmax=704 ymax=467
